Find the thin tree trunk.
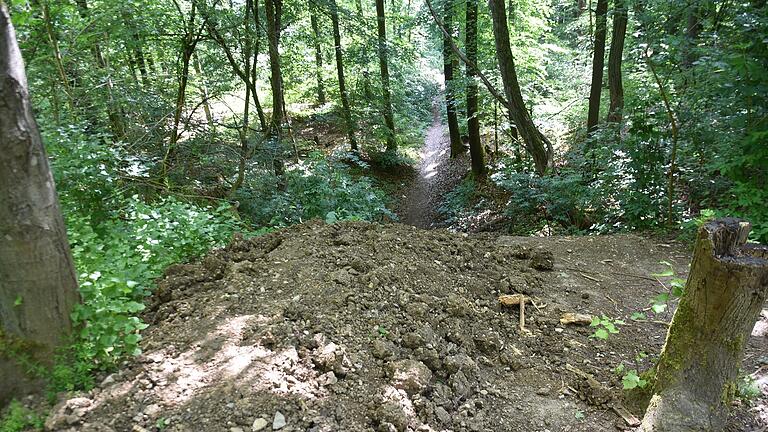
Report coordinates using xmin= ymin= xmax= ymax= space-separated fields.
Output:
xmin=310 ymin=11 xmax=326 ymax=105
xmin=164 ymin=3 xmax=197 ymax=178
xmin=488 ymin=0 xmax=553 ymax=175
xmin=330 ymin=0 xmax=358 ymax=150
xmin=587 ymin=0 xmax=607 ymax=132
xmin=607 ymin=0 xmax=627 ymax=123
xmin=443 ymin=0 xmax=463 ymax=157
xmin=192 ymin=52 xmax=215 ymax=129
xmin=265 ymin=0 xmax=285 ymax=176
xmin=40 ymin=1 xmax=76 ymax=116
xmin=229 ymin=0 xmax=255 ymax=197
xmin=376 ymin=0 xmax=397 ymax=152
xmin=0 ymin=2 xmax=81 ymax=406
xmin=74 ymin=0 xmax=126 ymax=138
xmin=465 ymin=0 xmax=485 ymax=176
xmin=122 ymin=10 xmax=150 ymax=88
xmin=640 ymin=219 xmax=768 ymax=431
xmin=250 ymin=0 xmax=267 ymax=130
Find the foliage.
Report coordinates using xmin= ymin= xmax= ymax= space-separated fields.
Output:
xmin=589 ymin=315 xmax=624 ymax=340
xmin=0 ymin=401 xmax=44 ymax=432
xmin=737 ymin=374 xmax=761 ymax=401
xmin=235 ymin=152 xmax=396 ymax=227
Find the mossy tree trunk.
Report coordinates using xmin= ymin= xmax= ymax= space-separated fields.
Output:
xmin=640 ymin=218 xmax=768 ymax=431
xmin=0 ymin=2 xmax=80 ymax=406
xmin=376 ymin=0 xmax=397 ymax=152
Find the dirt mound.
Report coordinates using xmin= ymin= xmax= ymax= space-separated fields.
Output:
xmin=42 ymin=222 xmax=767 ymax=432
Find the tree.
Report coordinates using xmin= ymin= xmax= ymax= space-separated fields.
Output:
xmin=265 ymin=0 xmax=285 ymax=175
xmin=607 ymin=0 xmax=627 ymax=123
xmin=587 ymin=0 xmax=607 ymax=132
xmin=488 ymin=0 xmax=553 ymax=175
xmin=0 ymin=0 xmax=80 ymax=405
xmin=640 ymin=219 xmax=768 ymax=431
xmin=330 ymin=0 xmax=358 ymax=151
xmin=443 ymin=0 xmax=463 ymax=157
xmin=310 ymin=9 xmax=326 ymax=105
xmin=465 ymin=0 xmax=485 ymax=175
xmin=375 ymin=0 xmax=397 ymax=152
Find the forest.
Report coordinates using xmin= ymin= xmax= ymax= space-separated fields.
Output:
xmin=1 ymin=0 xmax=767 ymax=430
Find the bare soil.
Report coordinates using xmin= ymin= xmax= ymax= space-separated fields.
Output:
xmin=39 ymin=221 xmax=768 ymax=432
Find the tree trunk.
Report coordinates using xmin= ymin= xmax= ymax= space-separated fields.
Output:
xmin=376 ymin=0 xmax=397 ymax=152
xmin=0 ymin=2 xmax=80 ymax=406
xmin=310 ymin=11 xmax=326 ymax=105
xmin=192 ymin=52 xmax=214 ymax=129
xmin=607 ymin=0 xmax=627 ymax=123
xmin=465 ymin=0 xmax=485 ymax=176
xmin=587 ymin=0 xmax=607 ymax=132
xmin=443 ymin=0 xmax=464 ymax=158
xmin=250 ymin=0 xmax=266 ymax=131
xmin=74 ymin=0 xmax=126 ymax=138
xmin=443 ymin=0 xmax=463 ymax=157
xmin=122 ymin=9 xmax=150 ymax=88
xmin=330 ymin=0 xmax=358 ymax=151
xmin=488 ymin=0 xmax=552 ymax=175
xmin=265 ymin=0 xmax=285 ymax=176
xmin=164 ymin=4 xmax=197 ymax=178
xmin=640 ymin=218 xmax=768 ymax=432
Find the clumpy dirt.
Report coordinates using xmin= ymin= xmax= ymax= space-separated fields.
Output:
xmin=40 ymin=221 xmax=768 ymax=432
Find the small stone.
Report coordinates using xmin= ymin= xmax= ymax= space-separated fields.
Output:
xmin=536 ymin=387 xmax=551 ymax=396
xmin=252 ymin=418 xmax=268 ymax=431
xmin=101 ymin=374 xmax=116 ymax=386
xmin=230 ymin=428 xmax=245 ymax=432
xmin=273 ymin=411 xmax=286 ymax=430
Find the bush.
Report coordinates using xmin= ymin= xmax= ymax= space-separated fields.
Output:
xmin=0 ymin=401 xmax=43 ymax=432
xmin=235 ymin=152 xmax=396 ymax=227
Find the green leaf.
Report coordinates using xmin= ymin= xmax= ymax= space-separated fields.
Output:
xmin=651 ymin=303 xmax=667 ymax=314
xmin=13 ymin=295 xmax=22 ymax=307
xmin=631 ymin=312 xmax=646 ymax=321
xmin=592 ymin=328 xmax=609 ymax=339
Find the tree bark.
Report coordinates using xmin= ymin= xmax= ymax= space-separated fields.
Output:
xmin=330 ymin=0 xmax=358 ymax=151
xmin=640 ymin=218 xmax=768 ymax=432
xmin=310 ymin=11 xmax=326 ymax=105
xmin=607 ymin=0 xmax=627 ymax=123
xmin=488 ymin=0 xmax=553 ymax=175
xmin=465 ymin=0 xmax=485 ymax=176
xmin=265 ymin=0 xmax=285 ymax=176
xmin=376 ymin=0 xmax=397 ymax=152
xmin=443 ymin=0 xmax=463 ymax=157
xmin=587 ymin=0 xmax=607 ymax=132
xmin=0 ymin=1 xmax=80 ymax=405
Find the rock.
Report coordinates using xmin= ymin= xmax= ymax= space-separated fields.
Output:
xmin=371 ymin=339 xmax=396 ymax=360
xmin=313 ymin=339 xmax=351 ymax=376
xmin=449 ymin=371 xmax=472 ymax=400
xmin=100 ymin=374 xmax=116 ymax=387
xmin=230 ymin=428 xmax=245 ymax=432
xmin=536 ymin=387 xmax=551 ymax=396
xmin=45 ymin=397 xmax=93 ymax=430
xmin=401 ymin=332 xmax=424 ymax=349
xmin=444 ymin=353 xmax=477 ymax=377
xmin=373 ymin=402 xmax=408 ymax=432
xmin=434 ymin=406 xmax=452 ymax=425
xmin=273 ymin=411 xmax=286 ymax=430
xmin=529 ymin=248 xmax=555 ymax=271
xmin=251 ymin=418 xmax=268 ymax=431
xmin=318 ymin=371 xmax=338 ymax=386
xmin=388 ymin=359 xmax=432 ymax=395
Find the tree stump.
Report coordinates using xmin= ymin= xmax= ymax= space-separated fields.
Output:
xmin=640 ymin=218 xmax=768 ymax=431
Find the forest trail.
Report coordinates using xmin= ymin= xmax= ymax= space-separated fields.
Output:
xmin=401 ymin=100 xmax=468 ymax=228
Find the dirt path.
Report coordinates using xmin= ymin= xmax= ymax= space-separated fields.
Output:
xmin=401 ymin=101 xmax=468 ymax=228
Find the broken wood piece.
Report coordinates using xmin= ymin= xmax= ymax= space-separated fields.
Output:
xmin=560 ymin=312 xmax=593 ymax=325
xmin=498 ymin=293 xmax=529 ymax=306
xmin=612 ymin=403 xmax=641 ymax=427
xmin=498 ymin=294 xmax=530 ymax=333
